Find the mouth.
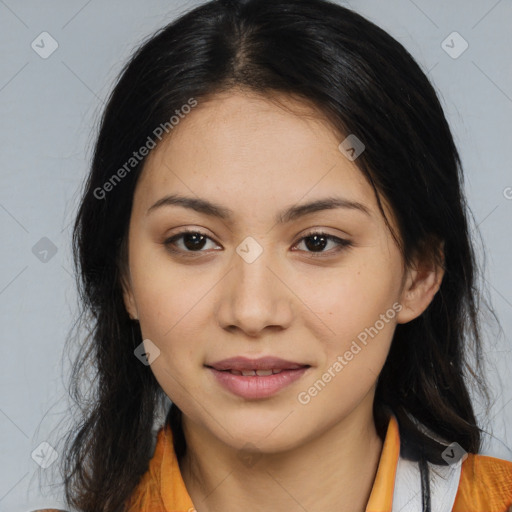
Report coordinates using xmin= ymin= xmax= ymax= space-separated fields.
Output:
xmin=205 ymin=356 xmax=311 ymax=399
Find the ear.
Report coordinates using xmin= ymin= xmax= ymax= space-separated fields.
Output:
xmin=118 ymin=235 xmax=139 ymax=321
xmin=396 ymin=239 xmax=445 ymax=324
xmin=122 ymin=277 xmax=139 ymax=321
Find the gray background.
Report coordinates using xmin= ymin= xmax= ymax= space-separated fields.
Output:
xmin=0 ymin=0 xmax=511 ymax=510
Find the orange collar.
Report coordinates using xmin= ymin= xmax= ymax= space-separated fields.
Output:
xmin=128 ymin=414 xmax=401 ymax=512
xmin=365 ymin=413 xmax=400 ymax=511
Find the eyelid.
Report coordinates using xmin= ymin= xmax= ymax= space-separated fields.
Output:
xmin=291 ymin=230 xmax=353 ymax=257
xmin=297 ymin=226 xmax=352 ymax=241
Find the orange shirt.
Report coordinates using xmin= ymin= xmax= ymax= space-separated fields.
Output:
xmin=125 ymin=414 xmax=512 ymax=512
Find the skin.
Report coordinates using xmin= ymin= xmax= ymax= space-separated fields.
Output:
xmin=122 ymin=89 xmax=444 ymax=512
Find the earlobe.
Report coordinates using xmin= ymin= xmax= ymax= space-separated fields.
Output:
xmin=396 ymin=251 xmax=445 ymax=325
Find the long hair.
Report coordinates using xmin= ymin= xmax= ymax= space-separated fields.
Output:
xmin=61 ymin=0 xmax=495 ymax=510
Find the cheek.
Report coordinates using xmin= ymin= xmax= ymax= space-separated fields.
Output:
xmin=300 ymin=252 xmax=401 ymax=382
xmin=130 ymin=237 xmax=197 ymax=329
xmin=132 ymin=262 xmax=208 ymax=406
xmin=299 ymin=280 xmax=397 ymax=415
xmin=129 ymin=246 xmax=213 ymax=373
xmin=307 ymin=257 xmax=401 ymax=336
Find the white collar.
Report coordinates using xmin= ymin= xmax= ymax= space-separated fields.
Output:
xmin=392 ymin=448 xmax=463 ymax=511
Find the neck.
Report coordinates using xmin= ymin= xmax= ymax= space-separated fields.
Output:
xmin=179 ymin=401 xmax=385 ymax=512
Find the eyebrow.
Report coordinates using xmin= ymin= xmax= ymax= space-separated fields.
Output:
xmin=146 ymin=193 xmax=371 ymax=223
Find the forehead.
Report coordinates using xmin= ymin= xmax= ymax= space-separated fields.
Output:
xmin=133 ymin=90 xmax=381 ymax=222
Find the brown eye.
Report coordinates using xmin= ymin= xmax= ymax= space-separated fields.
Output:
xmin=164 ymin=230 xmax=219 ymax=254
xmin=293 ymin=232 xmax=352 ymax=256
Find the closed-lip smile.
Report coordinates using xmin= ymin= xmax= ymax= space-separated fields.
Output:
xmin=205 ymin=356 xmax=311 ymax=399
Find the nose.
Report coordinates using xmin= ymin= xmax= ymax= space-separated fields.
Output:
xmin=215 ymin=242 xmax=294 ymax=337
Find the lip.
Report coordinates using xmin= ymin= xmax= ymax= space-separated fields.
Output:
xmin=206 ymin=356 xmax=307 ymax=372
xmin=205 ymin=356 xmax=311 ymax=400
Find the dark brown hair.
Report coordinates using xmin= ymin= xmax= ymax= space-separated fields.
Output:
xmin=60 ymin=0 xmax=497 ymax=510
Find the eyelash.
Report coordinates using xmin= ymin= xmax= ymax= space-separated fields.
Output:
xmin=163 ymin=229 xmax=353 ymax=258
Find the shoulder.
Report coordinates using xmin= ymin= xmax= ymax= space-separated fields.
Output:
xmin=453 ymin=453 xmax=512 ymax=512
xmin=460 ymin=453 xmax=512 ymax=486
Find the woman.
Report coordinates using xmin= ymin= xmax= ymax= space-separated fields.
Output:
xmin=37 ymin=0 xmax=512 ymax=510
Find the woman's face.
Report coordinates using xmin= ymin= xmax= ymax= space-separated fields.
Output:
xmin=122 ymin=90 xmax=439 ymax=452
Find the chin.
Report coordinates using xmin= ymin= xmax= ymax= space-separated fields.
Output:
xmin=211 ymin=413 xmax=306 ymax=453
